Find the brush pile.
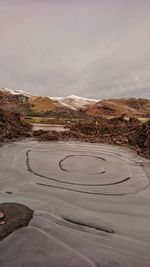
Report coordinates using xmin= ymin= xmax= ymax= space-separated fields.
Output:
xmin=33 ymin=129 xmax=58 ymax=141
xmin=129 ymin=119 xmax=150 ymax=157
xmin=0 ymin=109 xmax=32 ymax=142
xmin=68 ymin=116 xmax=150 ymax=158
xmin=31 ymin=115 xmax=150 ymax=158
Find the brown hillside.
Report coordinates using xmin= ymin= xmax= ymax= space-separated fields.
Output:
xmin=0 ymin=91 xmax=29 ymax=114
xmin=29 ymin=96 xmax=62 ymax=113
xmin=1 ymin=90 xmax=150 ymax=119
xmin=84 ymin=98 xmax=150 ymax=118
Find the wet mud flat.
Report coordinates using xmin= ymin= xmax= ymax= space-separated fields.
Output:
xmin=0 ymin=140 xmax=150 ymax=266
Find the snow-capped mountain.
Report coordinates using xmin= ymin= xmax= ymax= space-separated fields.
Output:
xmin=0 ymin=88 xmax=32 ymax=97
xmin=0 ymin=88 xmax=99 ymax=111
xmin=50 ymin=95 xmax=98 ymax=110
xmin=0 ymin=89 xmax=98 ymax=110
xmin=1 ymin=88 xmax=149 ymax=117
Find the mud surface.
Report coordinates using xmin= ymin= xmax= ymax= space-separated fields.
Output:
xmin=0 ymin=140 xmax=150 ymax=266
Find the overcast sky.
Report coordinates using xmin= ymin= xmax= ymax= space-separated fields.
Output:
xmin=0 ymin=0 xmax=150 ymax=98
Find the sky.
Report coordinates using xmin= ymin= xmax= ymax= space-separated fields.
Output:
xmin=0 ymin=0 xmax=150 ymax=99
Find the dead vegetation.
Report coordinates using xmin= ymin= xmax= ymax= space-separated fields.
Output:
xmin=33 ymin=116 xmax=150 ymax=158
xmin=67 ymin=116 xmax=150 ymax=158
xmin=0 ymin=109 xmax=32 ymax=142
xmin=33 ymin=129 xmax=59 ymax=141
xmin=129 ymin=119 xmax=150 ymax=158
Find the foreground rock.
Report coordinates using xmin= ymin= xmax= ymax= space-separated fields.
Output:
xmin=0 ymin=203 xmax=33 ymax=241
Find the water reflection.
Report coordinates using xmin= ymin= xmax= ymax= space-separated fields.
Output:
xmin=32 ymin=124 xmax=68 ymax=132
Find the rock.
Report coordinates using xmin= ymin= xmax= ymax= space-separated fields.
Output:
xmin=0 ymin=211 xmax=5 ymax=225
xmin=0 ymin=203 xmax=34 ymax=241
xmin=0 ymin=211 xmax=5 ymax=220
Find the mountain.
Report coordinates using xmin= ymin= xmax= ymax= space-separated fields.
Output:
xmin=0 ymin=89 xmax=90 ymax=119
xmin=0 ymin=88 xmax=99 ymax=111
xmin=0 ymin=87 xmax=32 ymax=98
xmin=28 ymin=96 xmax=89 ymax=119
xmin=0 ymin=89 xmax=29 ymax=114
xmin=50 ymin=95 xmax=98 ymax=110
xmin=0 ymin=88 xmax=150 ymax=118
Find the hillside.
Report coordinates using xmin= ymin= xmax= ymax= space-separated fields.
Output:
xmin=84 ymin=98 xmax=150 ymax=118
xmin=0 ymin=91 xmax=29 ymax=114
xmin=51 ymin=95 xmax=98 ymax=110
xmin=0 ymin=87 xmax=31 ymax=97
xmin=28 ymin=96 xmax=62 ymax=113
xmin=0 ymin=88 xmax=150 ymax=119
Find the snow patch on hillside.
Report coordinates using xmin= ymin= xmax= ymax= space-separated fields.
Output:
xmin=50 ymin=95 xmax=98 ymax=110
xmin=0 ymin=88 xmax=32 ymax=97
xmin=0 ymin=88 xmax=99 ymax=110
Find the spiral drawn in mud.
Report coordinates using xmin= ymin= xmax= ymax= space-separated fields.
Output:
xmin=1 ymin=142 xmax=150 ymax=266
xmin=26 ymin=145 xmax=149 ymax=196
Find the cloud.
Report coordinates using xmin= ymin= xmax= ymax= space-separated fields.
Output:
xmin=0 ymin=0 xmax=150 ymax=98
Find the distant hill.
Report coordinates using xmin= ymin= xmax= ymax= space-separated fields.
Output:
xmin=0 ymin=88 xmax=150 ymax=119
xmin=29 ymin=96 xmax=62 ymax=113
xmin=50 ymin=95 xmax=98 ymax=110
xmin=84 ymin=98 xmax=150 ymax=118
xmin=0 ymin=87 xmax=31 ymax=97
xmin=0 ymin=90 xmax=29 ymax=114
